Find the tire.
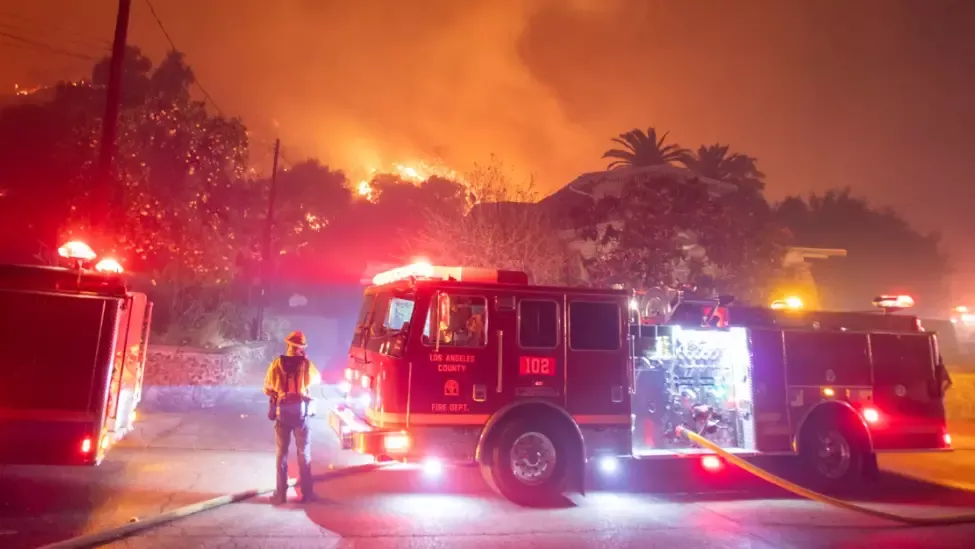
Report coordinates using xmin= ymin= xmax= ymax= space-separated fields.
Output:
xmin=797 ymin=412 xmax=869 ymax=493
xmin=486 ymin=417 xmax=569 ymax=506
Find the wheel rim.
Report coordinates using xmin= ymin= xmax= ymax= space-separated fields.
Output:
xmin=509 ymin=431 xmax=557 ymax=485
xmin=815 ymin=430 xmax=851 ymax=479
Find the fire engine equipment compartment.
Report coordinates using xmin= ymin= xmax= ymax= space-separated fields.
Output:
xmin=632 ymin=324 xmax=756 ymax=456
xmin=0 ymin=264 xmax=152 ymax=465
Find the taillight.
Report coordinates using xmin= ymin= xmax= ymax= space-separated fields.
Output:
xmin=944 ymin=432 xmax=952 ymax=447
xmin=81 ymin=437 xmax=93 ymax=454
xmin=701 ymin=455 xmax=723 ymax=472
xmin=862 ymin=407 xmax=880 ymax=424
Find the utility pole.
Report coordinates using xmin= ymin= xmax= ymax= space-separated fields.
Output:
xmin=94 ymin=0 xmax=132 ymax=233
xmin=254 ymin=139 xmax=281 ymax=340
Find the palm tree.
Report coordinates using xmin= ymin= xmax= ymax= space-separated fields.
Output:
xmin=683 ymin=144 xmax=766 ymax=191
xmin=602 ymin=127 xmax=688 ymax=170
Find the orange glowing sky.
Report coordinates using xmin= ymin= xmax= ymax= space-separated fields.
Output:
xmin=3 ymin=0 xmax=975 ymax=296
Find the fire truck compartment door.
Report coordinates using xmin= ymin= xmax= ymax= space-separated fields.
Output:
xmin=503 ymin=297 xmax=565 ymax=403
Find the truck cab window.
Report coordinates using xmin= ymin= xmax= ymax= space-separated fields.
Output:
xmin=350 ymin=294 xmax=376 ymax=346
xmin=385 ymin=297 xmax=415 ymax=331
xmin=423 ymin=293 xmax=487 ymax=348
xmin=569 ymin=301 xmax=621 ymax=351
xmin=518 ymin=300 xmax=559 ymax=349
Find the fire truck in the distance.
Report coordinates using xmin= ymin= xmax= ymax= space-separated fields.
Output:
xmin=0 ymin=241 xmax=153 ymax=465
xmin=329 ymin=262 xmax=952 ymax=505
xmin=950 ymin=305 xmax=975 ymax=355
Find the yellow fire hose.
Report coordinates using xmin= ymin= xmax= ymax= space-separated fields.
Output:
xmin=676 ymin=426 xmax=975 ymax=526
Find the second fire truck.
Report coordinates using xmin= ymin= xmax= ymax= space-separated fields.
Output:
xmin=0 ymin=241 xmax=153 ymax=465
xmin=329 ymin=262 xmax=952 ymax=505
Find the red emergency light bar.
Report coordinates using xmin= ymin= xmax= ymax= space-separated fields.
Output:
xmin=371 ymin=262 xmax=529 ymax=286
xmin=873 ymin=295 xmax=914 ymax=310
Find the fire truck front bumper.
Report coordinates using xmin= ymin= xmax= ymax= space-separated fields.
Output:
xmin=328 ymin=405 xmax=480 ymax=462
xmin=328 ymin=405 xmax=413 ymax=457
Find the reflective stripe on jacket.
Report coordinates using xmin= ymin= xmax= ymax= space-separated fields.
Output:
xmin=263 ymin=355 xmax=321 ymax=401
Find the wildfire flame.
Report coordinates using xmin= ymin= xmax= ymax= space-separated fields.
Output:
xmin=353 ymin=159 xmax=464 ymax=203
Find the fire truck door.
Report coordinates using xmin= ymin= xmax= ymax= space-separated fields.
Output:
xmin=564 ymin=298 xmax=629 ymax=419
xmin=421 ymin=290 xmax=502 ymax=418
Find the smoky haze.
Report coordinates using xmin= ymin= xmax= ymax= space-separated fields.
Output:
xmin=3 ymin=0 xmax=975 ymax=295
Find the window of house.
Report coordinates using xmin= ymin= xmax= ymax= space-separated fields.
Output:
xmin=518 ymin=300 xmax=559 ymax=349
xmin=422 ymin=293 xmax=488 ymax=348
xmin=569 ymin=301 xmax=621 ymax=351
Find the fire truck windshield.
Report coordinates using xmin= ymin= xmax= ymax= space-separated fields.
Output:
xmin=350 ymin=291 xmax=417 ymax=351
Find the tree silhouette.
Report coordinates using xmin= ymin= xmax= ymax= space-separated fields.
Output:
xmin=775 ymin=189 xmax=949 ymax=313
xmin=602 ymin=127 xmax=688 ymax=170
xmin=409 ymin=158 xmax=571 ymax=285
xmin=683 ymin=144 xmax=766 ymax=191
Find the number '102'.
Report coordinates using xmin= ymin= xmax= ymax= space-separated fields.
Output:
xmin=519 ymin=356 xmax=554 ymax=376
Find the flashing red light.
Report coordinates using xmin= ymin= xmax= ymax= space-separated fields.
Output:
xmin=372 ymin=261 xmax=435 ymax=285
xmin=58 ymin=241 xmax=96 ymax=261
xmin=94 ymin=258 xmax=124 ymax=274
xmin=81 ymin=437 xmax=92 ymax=454
xmin=701 ymin=455 xmax=723 ymax=472
xmin=873 ymin=295 xmax=914 ymax=309
xmin=862 ymin=407 xmax=880 ymax=424
xmin=371 ymin=262 xmax=529 ymax=286
xmin=944 ymin=432 xmax=952 ymax=447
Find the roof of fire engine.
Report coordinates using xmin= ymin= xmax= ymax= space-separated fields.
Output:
xmin=728 ymin=304 xmax=921 ymax=333
xmin=0 ymin=264 xmax=128 ymax=297
xmin=366 ymin=276 xmax=630 ymax=298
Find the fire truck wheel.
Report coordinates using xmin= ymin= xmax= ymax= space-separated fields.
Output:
xmin=488 ymin=418 xmax=569 ymax=506
xmin=798 ymin=413 xmax=869 ymax=492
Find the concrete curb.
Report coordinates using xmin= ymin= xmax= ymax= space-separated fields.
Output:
xmin=35 ymin=462 xmax=384 ymax=549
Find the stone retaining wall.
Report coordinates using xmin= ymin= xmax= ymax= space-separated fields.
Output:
xmin=140 ymin=342 xmax=273 ymax=411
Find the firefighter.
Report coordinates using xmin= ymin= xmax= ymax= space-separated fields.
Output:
xmin=264 ymin=330 xmax=321 ymax=504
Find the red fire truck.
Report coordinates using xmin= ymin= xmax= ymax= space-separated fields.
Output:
xmin=0 ymin=241 xmax=153 ymax=465
xmin=329 ymin=262 xmax=952 ymax=505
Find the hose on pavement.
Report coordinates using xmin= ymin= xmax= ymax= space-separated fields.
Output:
xmin=676 ymin=426 xmax=975 ymax=527
xmin=35 ymin=462 xmax=386 ymax=549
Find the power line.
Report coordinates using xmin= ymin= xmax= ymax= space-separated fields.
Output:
xmin=142 ymin=0 xmax=225 ymax=116
xmin=140 ymin=1 xmax=296 ymax=172
xmin=0 ymin=10 xmax=112 ymax=49
xmin=0 ymin=30 xmax=98 ymax=61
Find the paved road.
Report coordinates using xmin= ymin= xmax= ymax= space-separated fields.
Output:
xmin=0 ymin=390 xmax=363 ymax=549
xmin=4 ymin=396 xmax=975 ymax=548
xmin=103 ymin=458 xmax=975 ymax=549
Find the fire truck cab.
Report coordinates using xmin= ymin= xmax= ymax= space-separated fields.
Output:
xmin=330 ymin=263 xmax=952 ymax=505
